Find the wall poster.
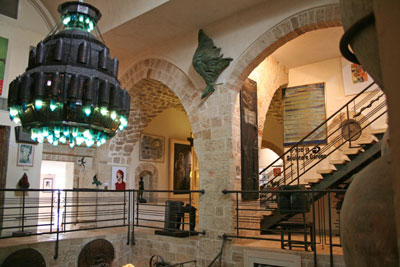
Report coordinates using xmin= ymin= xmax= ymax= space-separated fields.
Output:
xmin=240 ymin=78 xmax=259 ymax=200
xmin=283 ymin=82 xmax=327 ymax=146
xmin=0 ymin=36 xmax=9 ymax=96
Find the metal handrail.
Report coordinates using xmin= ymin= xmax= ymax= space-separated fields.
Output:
xmin=259 ymin=82 xmax=386 ymax=188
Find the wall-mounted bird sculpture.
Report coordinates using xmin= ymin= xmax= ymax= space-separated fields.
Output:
xmin=192 ymin=29 xmax=233 ymax=99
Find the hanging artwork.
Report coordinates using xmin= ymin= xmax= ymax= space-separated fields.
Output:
xmin=17 ymin=144 xmax=34 ymax=167
xmin=169 ymin=139 xmax=192 ymax=194
xmin=111 ymin=166 xmax=127 ymax=190
xmin=283 ymin=82 xmax=327 ymax=146
xmin=139 ymin=134 xmax=165 ymax=163
xmin=240 ymin=78 xmax=259 ymax=200
xmin=341 ymin=58 xmax=379 ymax=96
xmin=0 ymin=36 xmax=8 ymax=96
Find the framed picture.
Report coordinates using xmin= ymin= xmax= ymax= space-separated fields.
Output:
xmin=341 ymin=58 xmax=380 ymax=96
xmin=244 ymin=250 xmax=301 ymax=267
xmin=43 ymin=177 xmax=53 ymax=190
xmin=169 ymin=139 xmax=192 ymax=194
xmin=111 ymin=166 xmax=127 ymax=190
xmin=17 ymin=144 xmax=34 ymax=167
xmin=283 ymin=82 xmax=327 ymax=146
xmin=0 ymin=36 xmax=9 ymax=96
xmin=139 ymin=133 xmax=165 ymax=163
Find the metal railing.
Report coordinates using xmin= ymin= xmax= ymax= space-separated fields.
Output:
xmin=222 ymin=189 xmax=346 ymax=267
xmin=260 ymin=82 xmax=387 ymax=188
xmin=0 ymin=188 xmax=204 ymax=259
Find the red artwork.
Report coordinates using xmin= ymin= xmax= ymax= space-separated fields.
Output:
xmin=351 ymin=63 xmax=368 ymax=84
xmin=273 ymin=168 xmax=281 ymax=177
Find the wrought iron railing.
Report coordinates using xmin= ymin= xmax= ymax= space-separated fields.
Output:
xmin=0 ymin=188 xmax=204 ymax=259
xmin=222 ymin=189 xmax=346 ymax=267
xmin=260 ymin=82 xmax=387 ymax=188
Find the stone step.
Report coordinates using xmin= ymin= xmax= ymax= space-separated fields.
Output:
xmin=330 ymin=159 xmax=349 ymax=165
xmin=304 ymin=177 xmax=322 ymax=184
xmin=317 ymin=169 xmax=335 ymax=175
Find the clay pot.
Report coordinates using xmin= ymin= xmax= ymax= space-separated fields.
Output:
xmin=340 ymin=152 xmax=399 ymax=266
xmin=340 ymin=0 xmax=383 ymax=88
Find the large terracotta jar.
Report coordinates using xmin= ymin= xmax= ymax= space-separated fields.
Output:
xmin=340 ymin=148 xmax=399 ymax=266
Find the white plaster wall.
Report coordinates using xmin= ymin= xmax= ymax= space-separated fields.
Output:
xmin=127 ymin=108 xmax=191 ymax=191
xmin=0 ymin=0 xmax=50 ymax=189
xmin=119 ymin=0 xmax=339 ymax=81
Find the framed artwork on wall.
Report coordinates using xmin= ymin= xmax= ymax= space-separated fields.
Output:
xmin=111 ymin=166 xmax=127 ymax=190
xmin=43 ymin=177 xmax=53 ymax=190
xmin=139 ymin=133 xmax=165 ymax=163
xmin=0 ymin=36 xmax=8 ymax=96
xmin=341 ymin=58 xmax=380 ymax=96
xmin=283 ymin=82 xmax=327 ymax=146
xmin=244 ymin=250 xmax=301 ymax=267
xmin=169 ymin=139 xmax=192 ymax=194
xmin=17 ymin=143 xmax=34 ymax=167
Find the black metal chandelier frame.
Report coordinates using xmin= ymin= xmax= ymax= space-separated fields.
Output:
xmin=8 ymin=1 xmax=130 ymax=148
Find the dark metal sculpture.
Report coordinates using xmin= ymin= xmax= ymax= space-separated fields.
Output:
xmin=78 ymin=239 xmax=114 ymax=267
xmin=2 ymin=248 xmax=46 ymax=267
xmin=18 ymin=172 xmax=30 ymax=189
xmin=192 ymin=29 xmax=233 ymax=99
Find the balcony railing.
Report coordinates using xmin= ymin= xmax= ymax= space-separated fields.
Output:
xmin=0 ymin=188 xmax=204 ymax=259
xmin=222 ymin=188 xmax=346 ymax=267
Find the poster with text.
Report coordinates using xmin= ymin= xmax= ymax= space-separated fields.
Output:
xmin=0 ymin=37 xmax=8 ymax=96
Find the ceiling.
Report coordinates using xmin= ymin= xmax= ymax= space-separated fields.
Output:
xmin=40 ymin=0 xmax=267 ymax=67
xmin=39 ymin=1 xmax=344 ymax=73
xmin=270 ymin=27 xmax=344 ymax=69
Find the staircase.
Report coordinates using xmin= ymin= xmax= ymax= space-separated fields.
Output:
xmin=259 ymin=83 xmax=387 ymax=233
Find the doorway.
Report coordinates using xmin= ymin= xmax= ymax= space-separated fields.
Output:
xmin=39 ymin=161 xmax=74 ymax=231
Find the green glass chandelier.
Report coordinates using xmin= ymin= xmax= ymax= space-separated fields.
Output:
xmin=8 ymin=1 xmax=130 ymax=148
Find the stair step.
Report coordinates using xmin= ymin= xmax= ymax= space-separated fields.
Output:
xmin=330 ymin=159 xmax=349 ymax=165
xmin=341 ymin=147 xmax=362 ymax=155
xmin=317 ymin=169 xmax=335 ymax=175
xmin=304 ymin=177 xmax=322 ymax=183
xmin=371 ymin=128 xmax=387 ymax=135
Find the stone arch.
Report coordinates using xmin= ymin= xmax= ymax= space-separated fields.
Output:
xmin=227 ymin=4 xmax=342 ymax=93
xmin=261 ymin=140 xmax=283 ymax=157
xmin=225 ymin=4 xmax=342 ymax=178
xmin=135 ymin=163 xmax=158 ymax=201
xmin=108 ymin=58 xmax=203 ymax=165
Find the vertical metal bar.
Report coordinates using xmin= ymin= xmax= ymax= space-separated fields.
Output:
xmin=63 ymin=191 xmax=67 ymax=232
xmin=189 ymin=191 xmax=192 ymax=236
xmin=127 ymin=191 xmax=130 ymax=245
xmin=236 ymin=192 xmax=239 ymax=237
xmin=54 ymin=190 xmax=61 ymax=259
xmin=136 ymin=190 xmax=139 ymax=226
xmin=296 ymin=146 xmax=300 ymax=184
xmin=131 ymin=190 xmax=135 ymax=245
xmin=312 ymin=190 xmax=317 ymax=266
xmin=21 ymin=190 xmax=26 ymax=232
xmin=346 ymin=105 xmax=352 ymax=147
xmin=328 ymin=192 xmax=333 ymax=267
xmin=123 ymin=191 xmax=126 ymax=226
xmin=50 ymin=191 xmax=54 ymax=233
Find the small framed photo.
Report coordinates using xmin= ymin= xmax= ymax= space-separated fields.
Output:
xmin=43 ymin=178 xmax=53 ymax=190
xmin=17 ymin=144 xmax=34 ymax=167
xmin=139 ymin=133 xmax=165 ymax=163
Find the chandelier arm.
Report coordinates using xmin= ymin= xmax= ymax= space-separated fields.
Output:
xmin=94 ymin=24 xmax=106 ymax=46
